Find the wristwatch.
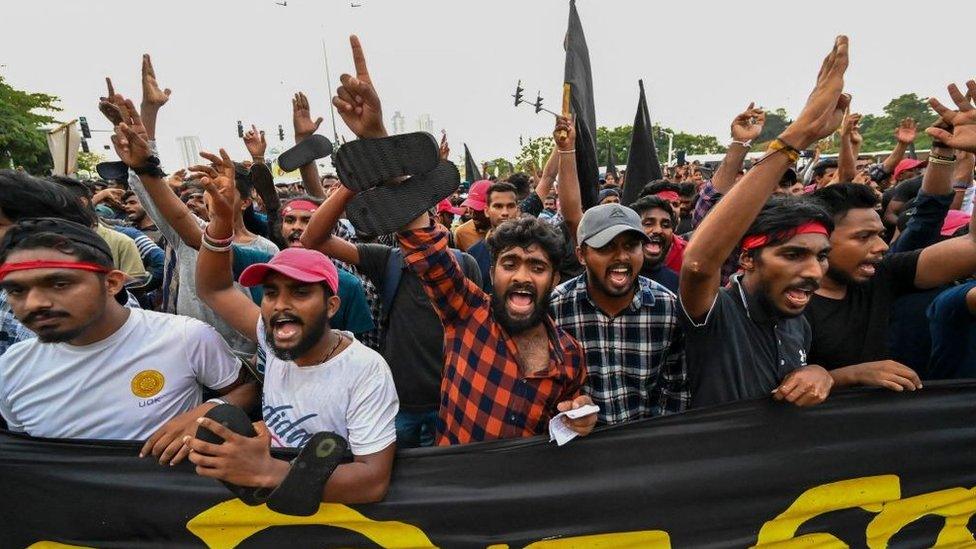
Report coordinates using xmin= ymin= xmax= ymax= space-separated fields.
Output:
xmin=132 ymin=155 xmax=166 ymax=178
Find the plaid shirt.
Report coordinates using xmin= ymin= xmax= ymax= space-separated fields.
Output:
xmin=399 ymin=225 xmax=587 ymax=446
xmin=692 ymin=180 xmax=740 ymax=285
xmin=0 ymin=292 xmax=35 ymax=356
xmin=550 ymin=275 xmax=687 ymax=424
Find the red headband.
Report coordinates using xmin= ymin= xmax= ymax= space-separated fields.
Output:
xmin=0 ymin=260 xmax=112 ymax=282
xmin=655 ymin=191 xmax=680 ymax=203
xmin=740 ymin=221 xmax=829 ymax=252
xmin=282 ymin=200 xmax=319 ymax=215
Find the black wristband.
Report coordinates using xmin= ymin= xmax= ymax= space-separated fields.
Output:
xmin=132 ymin=155 xmax=166 ymax=178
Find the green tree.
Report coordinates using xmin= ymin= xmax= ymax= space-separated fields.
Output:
xmin=515 ymin=136 xmax=554 ymax=174
xmin=755 ymin=107 xmax=792 ymax=146
xmin=858 ymin=93 xmax=936 ymax=153
xmin=600 ymin=124 xmax=725 ymax=165
xmin=0 ymin=74 xmax=61 ymax=174
xmin=76 ymin=151 xmax=105 ymax=179
xmin=484 ymin=157 xmax=515 ymax=178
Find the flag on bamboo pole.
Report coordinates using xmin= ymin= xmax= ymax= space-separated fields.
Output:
xmin=621 ymin=79 xmax=663 ymax=206
xmin=563 ymin=0 xmax=599 ymax=210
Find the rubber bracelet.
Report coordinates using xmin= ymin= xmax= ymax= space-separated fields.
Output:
xmin=558 ymin=149 xmax=576 ymax=154
xmin=201 ymin=239 xmax=233 ymax=253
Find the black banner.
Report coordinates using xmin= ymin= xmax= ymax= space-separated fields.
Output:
xmin=3 ymin=383 xmax=976 ymax=548
xmin=622 ymin=79 xmax=663 ymax=206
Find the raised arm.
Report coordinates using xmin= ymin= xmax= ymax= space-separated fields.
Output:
xmin=110 ymin=95 xmax=204 ymax=248
xmin=554 ymin=116 xmax=583 ymax=241
xmin=681 ymin=36 xmax=851 ymax=320
xmin=834 ymin=113 xmax=861 ymax=184
xmin=714 ymin=103 xmax=765 ymax=194
xmin=534 ymin=148 xmax=558 ymax=200
xmin=293 ymin=92 xmax=327 ymax=198
xmin=299 ymin=185 xmax=361 ymax=265
xmin=914 ymin=79 xmax=976 ymax=289
xmin=191 ymin=149 xmax=261 ymax=341
xmin=950 ymin=151 xmax=975 ymax=210
xmin=139 ymin=54 xmax=170 ymax=141
xmin=242 ymin=124 xmax=267 ymax=166
xmin=880 ymin=118 xmax=917 ymax=178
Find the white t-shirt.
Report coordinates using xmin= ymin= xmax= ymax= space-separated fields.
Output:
xmin=0 ymin=309 xmax=241 ymax=440
xmin=257 ymin=317 xmax=398 ymax=454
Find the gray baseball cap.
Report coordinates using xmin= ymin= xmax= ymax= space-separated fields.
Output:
xmin=576 ymin=203 xmax=650 ymax=248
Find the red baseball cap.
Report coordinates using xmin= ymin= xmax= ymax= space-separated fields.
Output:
xmin=461 ymin=180 xmax=492 ymax=211
xmin=941 ymin=210 xmax=971 ymax=237
xmin=436 ymin=198 xmax=464 ymax=216
xmin=893 ymin=158 xmax=926 ymax=181
xmin=239 ymin=248 xmax=339 ymax=293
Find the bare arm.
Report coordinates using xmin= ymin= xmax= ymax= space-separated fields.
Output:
xmin=293 ymin=92 xmax=327 ymax=198
xmin=681 ymin=36 xmax=850 ymax=320
xmin=713 ymin=103 xmax=766 ymax=194
xmin=554 ymin=117 xmax=583 ymax=241
xmin=139 ymin=54 xmax=170 ymax=141
xmin=534 ymin=148 xmax=558 ymax=200
xmin=191 ymin=150 xmax=261 ymax=342
xmin=834 ymin=113 xmax=860 ymax=184
xmin=242 ymin=124 xmax=267 ymax=165
xmin=881 ymin=118 xmax=917 ymax=176
xmin=950 ymin=151 xmax=975 ymax=210
xmin=299 ymin=186 xmax=361 ymax=265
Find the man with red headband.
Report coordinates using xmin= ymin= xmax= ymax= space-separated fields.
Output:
xmin=638 ymin=181 xmax=686 ymax=272
xmin=0 ymin=217 xmax=257 ymax=465
xmin=679 ymin=35 xmax=850 ymax=408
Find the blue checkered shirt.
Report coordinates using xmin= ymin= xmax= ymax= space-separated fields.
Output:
xmin=0 ymin=292 xmax=34 ymax=356
xmin=549 ymin=275 xmax=687 ymax=424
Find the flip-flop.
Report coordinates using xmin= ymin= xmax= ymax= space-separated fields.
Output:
xmin=249 ymin=162 xmax=279 ymax=213
xmin=96 ymin=161 xmax=130 ymax=182
xmin=345 ymin=159 xmax=460 ymax=238
xmin=335 ymin=132 xmax=439 ymax=192
xmin=266 ymin=431 xmax=348 ymax=516
xmin=195 ymin=404 xmax=274 ymax=506
xmin=277 ymin=135 xmax=334 ymax=172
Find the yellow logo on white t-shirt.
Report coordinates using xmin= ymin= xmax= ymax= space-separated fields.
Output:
xmin=131 ymin=370 xmax=165 ymax=398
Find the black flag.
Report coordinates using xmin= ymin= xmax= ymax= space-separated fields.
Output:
xmin=621 ymin=79 xmax=663 ymax=206
xmin=605 ymin=142 xmax=619 ymax=179
xmin=563 ymin=0 xmax=599 ymax=211
xmin=464 ymin=143 xmax=482 ymax=183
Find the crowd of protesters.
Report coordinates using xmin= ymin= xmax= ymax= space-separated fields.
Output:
xmin=1 ymin=34 xmax=975 ymax=504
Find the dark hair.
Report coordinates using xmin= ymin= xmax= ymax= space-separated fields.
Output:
xmin=235 ymin=172 xmax=254 ymax=201
xmin=678 ymin=182 xmax=696 ymax=198
xmin=486 ymin=182 xmax=518 ymax=206
xmin=487 ymin=216 xmax=564 ymax=269
xmin=47 ymin=175 xmax=94 ymax=201
xmin=507 ymin=172 xmax=531 ymax=196
xmin=743 ymin=196 xmax=834 ymax=254
xmin=811 ymin=158 xmax=839 ymax=179
xmin=629 ymin=195 xmax=677 ymax=226
xmin=811 ymin=183 xmax=880 ymax=221
xmin=638 ymin=180 xmax=680 ymax=199
xmin=0 ymin=171 xmax=94 ymax=227
xmin=121 ymin=190 xmax=136 ymax=202
xmin=0 ymin=220 xmax=114 ymax=269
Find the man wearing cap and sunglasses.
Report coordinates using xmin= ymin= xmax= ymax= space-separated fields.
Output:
xmin=0 ymin=217 xmax=257 ymax=467
xmin=191 ymin=149 xmax=397 ymax=504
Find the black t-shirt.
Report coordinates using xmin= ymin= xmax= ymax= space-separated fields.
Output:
xmin=680 ymin=276 xmax=812 ymax=408
xmin=804 ymin=250 xmax=921 ymax=369
xmin=356 ymin=243 xmax=482 ymax=411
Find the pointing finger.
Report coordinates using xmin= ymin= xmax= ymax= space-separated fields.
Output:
xmin=350 ymin=35 xmax=370 ymax=80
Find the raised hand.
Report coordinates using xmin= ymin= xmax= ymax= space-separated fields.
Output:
xmin=779 ymin=36 xmax=851 ymax=150
xmin=842 ymin=112 xmax=863 ymax=146
xmin=141 ymin=54 xmax=171 ymax=109
xmin=110 ymin=96 xmax=152 ymax=168
xmin=439 ymin=131 xmax=450 ymax=160
xmin=98 ymin=77 xmax=126 ymax=126
xmin=332 ymin=35 xmax=386 ymax=139
xmin=243 ymin=124 xmax=267 ymax=159
xmin=292 ymin=92 xmax=323 ymax=142
xmin=926 ymin=80 xmax=976 ymax=153
xmin=190 ymin=149 xmax=237 ymax=221
xmin=554 ymin=115 xmax=576 ymax=151
xmin=894 ymin=117 xmax=917 ymax=145
xmin=731 ymin=102 xmax=765 ymax=143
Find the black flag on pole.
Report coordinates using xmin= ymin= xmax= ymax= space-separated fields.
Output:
xmin=621 ymin=79 xmax=663 ymax=206
xmin=563 ymin=0 xmax=599 ymax=211
xmin=463 ymin=143 xmax=482 ymax=184
xmin=605 ymin=142 xmax=619 ymax=179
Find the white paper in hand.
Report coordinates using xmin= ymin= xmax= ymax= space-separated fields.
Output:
xmin=548 ymin=404 xmax=600 ymax=446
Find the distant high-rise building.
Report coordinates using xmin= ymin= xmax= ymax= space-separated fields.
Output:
xmin=176 ymin=136 xmax=203 ymax=169
xmin=416 ymin=114 xmax=433 ymax=133
xmin=391 ymin=111 xmax=406 ymax=135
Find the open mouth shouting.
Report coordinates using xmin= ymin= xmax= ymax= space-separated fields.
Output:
xmin=269 ymin=313 xmax=303 ymax=344
xmin=855 ymin=259 xmax=881 ymax=279
xmin=783 ymin=280 xmax=819 ymax=310
xmin=643 ymin=235 xmax=666 ymax=258
xmin=286 ymin=230 xmax=304 ymax=248
xmin=605 ymin=263 xmax=635 ymax=292
xmin=505 ymin=285 xmax=537 ymax=317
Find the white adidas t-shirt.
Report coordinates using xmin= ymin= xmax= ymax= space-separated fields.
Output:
xmin=257 ymin=317 xmax=398 ymax=454
xmin=0 ymin=309 xmax=241 ymax=440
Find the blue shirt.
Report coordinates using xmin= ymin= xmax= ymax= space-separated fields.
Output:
xmin=927 ymin=281 xmax=976 ymax=379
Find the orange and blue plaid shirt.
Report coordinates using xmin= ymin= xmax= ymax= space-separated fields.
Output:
xmin=399 ymin=225 xmax=587 ymax=446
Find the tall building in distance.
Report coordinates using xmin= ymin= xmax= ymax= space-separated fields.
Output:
xmin=176 ymin=136 xmax=203 ymax=169
xmin=416 ymin=113 xmax=433 ymax=133
xmin=391 ymin=111 xmax=406 ymax=135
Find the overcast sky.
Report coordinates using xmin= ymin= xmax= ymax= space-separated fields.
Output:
xmin=3 ymin=0 xmax=975 ymax=169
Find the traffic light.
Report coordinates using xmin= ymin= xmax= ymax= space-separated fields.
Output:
xmin=535 ymin=92 xmax=543 ymax=114
xmin=237 ymin=120 xmax=244 ymax=138
xmin=79 ymin=117 xmax=91 ymax=139
xmin=278 ymin=125 xmax=284 ymax=141
xmin=81 ymin=139 xmax=90 ymax=153
xmin=513 ymin=80 xmax=523 ymax=106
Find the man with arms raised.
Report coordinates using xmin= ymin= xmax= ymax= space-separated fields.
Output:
xmin=0 ymin=218 xmax=256 ymax=466
xmin=680 ymin=36 xmax=850 ymax=408
xmin=189 ymin=149 xmax=397 ymax=503
xmin=328 ymin=34 xmax=595 ymax=445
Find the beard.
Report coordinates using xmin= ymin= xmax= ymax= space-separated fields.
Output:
xmin=285 ymin=229 xmax=304 ymax=247
xmin=491 ymin=284 xmax=551 ymax=335
xmin=268 ymin=309 xmax=331 ymax=361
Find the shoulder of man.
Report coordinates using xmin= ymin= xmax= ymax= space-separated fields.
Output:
xmin=551 ymin=274 xmax=585 ymax=301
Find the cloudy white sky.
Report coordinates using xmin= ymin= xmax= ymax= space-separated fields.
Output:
xmin=3 ymin=0 xmax=975 ymax=169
